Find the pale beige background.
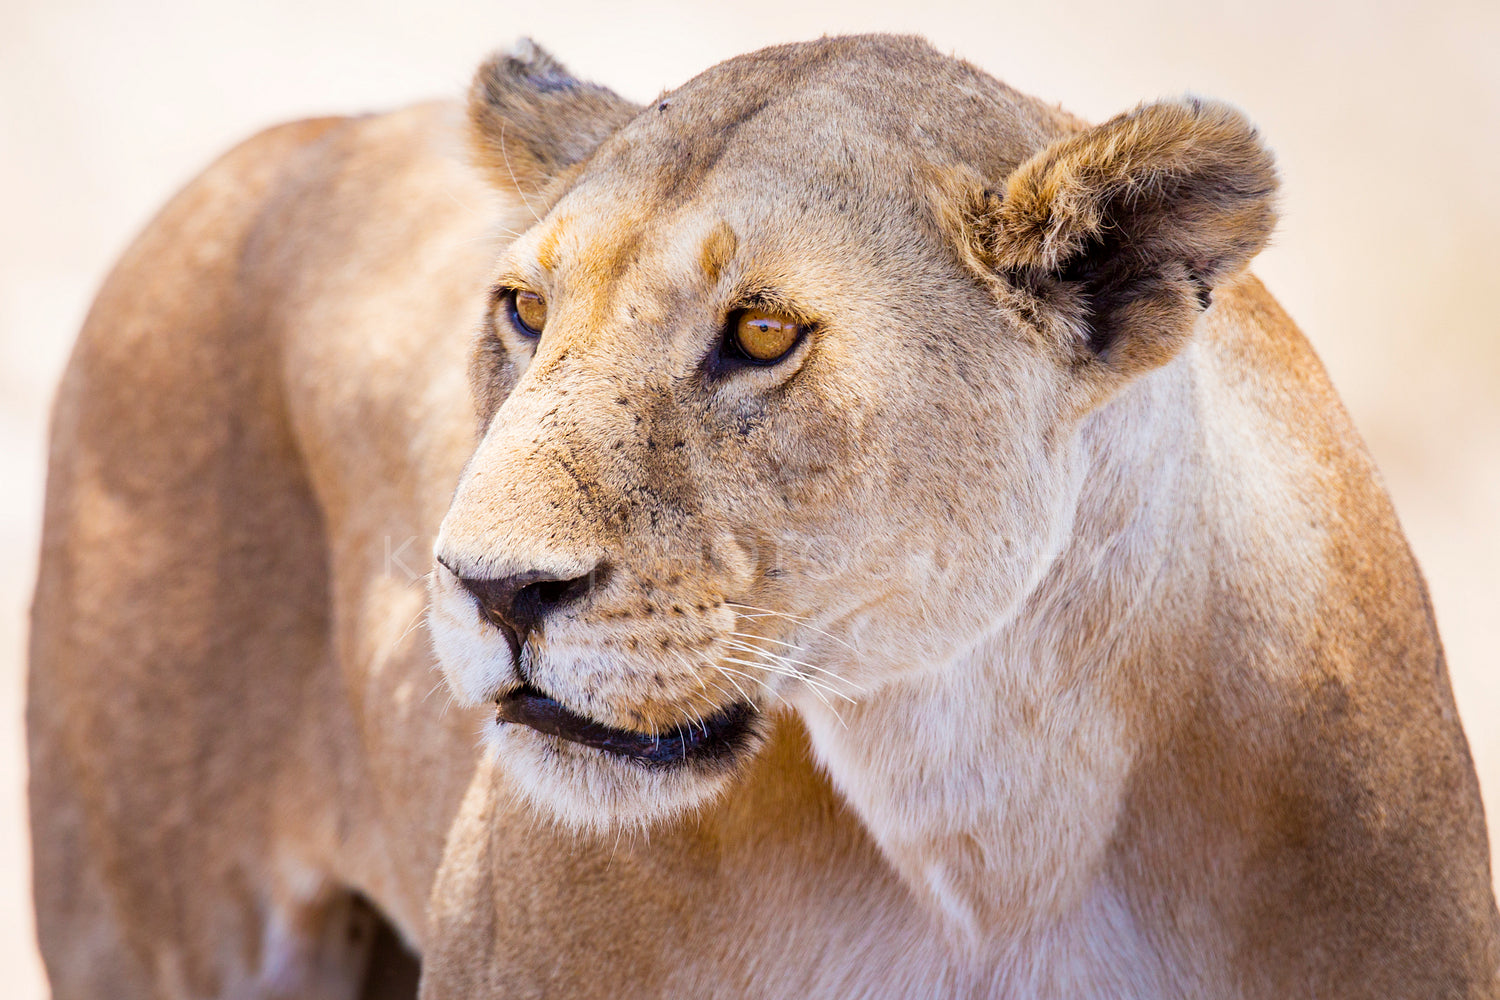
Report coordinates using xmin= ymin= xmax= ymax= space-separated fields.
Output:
xmin=3 ymin=1 xmax=1497 ymax=995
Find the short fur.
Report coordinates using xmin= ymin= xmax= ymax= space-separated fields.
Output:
xmin=29 ymin=34 xmax=1499 ymax=999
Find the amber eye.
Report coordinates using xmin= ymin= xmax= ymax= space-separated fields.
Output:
xmin=508 ymin=289 xmax=548 ymax=337
xmin=728 ymin=309 xmax=802 ymax=364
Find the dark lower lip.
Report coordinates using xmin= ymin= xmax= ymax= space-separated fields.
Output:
xmin=494 ymin=683 xmax=757 ymax=768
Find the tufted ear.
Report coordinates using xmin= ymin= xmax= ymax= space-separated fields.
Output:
xmin=971 ymin=98 xmax=1277 ymax=379
xmin=467 ymin=39 xmax=641 ymax=196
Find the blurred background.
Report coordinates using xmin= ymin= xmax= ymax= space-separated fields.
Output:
xmin=3 ymin=0 xmax=1497 ymax=993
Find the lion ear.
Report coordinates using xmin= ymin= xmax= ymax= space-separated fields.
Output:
xmin=976 ymin=98 xmax=1277 ymax=377
xmin=467 ymin=39 xmax=640 ymax=195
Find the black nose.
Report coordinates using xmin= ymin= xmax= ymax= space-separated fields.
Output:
xmin=446 ymin=561 xmax=604 ymax=639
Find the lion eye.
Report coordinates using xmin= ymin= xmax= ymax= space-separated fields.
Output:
xmin=729 ymin=309 xmax=801 ymax=364
xmin=509 ymin=289 xmax=548 ymax=337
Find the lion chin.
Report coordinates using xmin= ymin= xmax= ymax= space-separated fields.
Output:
xmin=428 ymin=589 xmax=768 ymax=832
xmin=480 ymin=718 xmax=754 ymax=834
xmin=480 ymin=672 xmax=765 ymax=833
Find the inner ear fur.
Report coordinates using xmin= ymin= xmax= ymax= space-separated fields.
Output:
xmin=467 ymin=39 xmax=641 ymax=196
xmin=973 ymin=98 xmax=1278 ymax=376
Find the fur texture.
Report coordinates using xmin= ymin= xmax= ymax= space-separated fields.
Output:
xmin=29 ymin=34 xmax=1499 ymax=1000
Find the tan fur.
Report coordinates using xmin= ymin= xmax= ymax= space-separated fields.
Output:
xmin=29 ymin=34 xmax=1499 ymax=999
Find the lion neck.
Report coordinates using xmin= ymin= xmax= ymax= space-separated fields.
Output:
xmin=798 ymin=339 xmax=1280 ymax=981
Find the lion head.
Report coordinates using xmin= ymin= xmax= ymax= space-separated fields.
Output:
xmin=428 ymin=35 xmax=1275 ymax=830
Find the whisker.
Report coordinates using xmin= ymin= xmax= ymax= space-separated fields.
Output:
xmin=685 ymin=702 xmax=710 ymax=738
xmin=714 ymin=665 xmax=794 ymax=712
xmin=718 ymin=653 xmax=858 ymax=705
xmin=500 ymin=124 xmax=544 ymax=224
xmin=721 ymin=637 xmax=864 ymax=692
xmin=724 ymin=601 xmax=815 ymax=622
xmin=709 ymin=662 xmax=757 ymax=706
xmin=725 ymin=602 xmax=859 ymax=652
xmin=720 ymin=654 xmax=843 ymax=707
xmin=727 ymin=659 xmax=847 ymax=727
xmin=704 ymin=678 xmax=737 ymax=705
xmin=608 ymin=823 xmax=625 ymax=870
xmin=441 ymin=185 xmax=484 ymax=220
xmin=671 ymin=651 xmax=722 ymax=703
xmin=697 ymin=673 xmax=743 ymax=716
xmin=395 ymin=603 xmax=432 ymax=645
xmin=726 ymin=631 xmax=802 ymax=649
xmin=729 ymin=668 xmax=855 ymax=715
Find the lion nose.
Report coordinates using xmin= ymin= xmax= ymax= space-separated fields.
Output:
xmin=445 ymin=561 xmax=605 ymax=639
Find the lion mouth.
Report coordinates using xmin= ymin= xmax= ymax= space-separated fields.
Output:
xmin=495 ymin=683 xmax=758 ymax=768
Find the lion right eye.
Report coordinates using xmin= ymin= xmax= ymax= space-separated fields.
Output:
xmin=506 ymin=289 xmax=548 ymax=338
xmin=724 ymin=308 xmax=804 ymax=365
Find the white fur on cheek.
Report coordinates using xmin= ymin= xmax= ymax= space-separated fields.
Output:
xmin=427 ymin=590 xmax=515 ymax=707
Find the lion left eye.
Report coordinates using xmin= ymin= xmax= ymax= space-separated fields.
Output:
xmin=508 ymin=289 xmax=548 ymax=337
xmin=726 ymin=309 xmax=802 ymax=364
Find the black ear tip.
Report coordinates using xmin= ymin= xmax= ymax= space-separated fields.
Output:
xmin=506 ymin=36 xmax=546 ymax=62
xmin=496 ymin=37 xmax=573 ymax=88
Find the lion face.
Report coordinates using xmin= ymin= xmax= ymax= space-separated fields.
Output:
xmin=428 ymin=167 xmax=1079 ymax=829
xmin=430 ymin=36 xmax=1275 ymax=829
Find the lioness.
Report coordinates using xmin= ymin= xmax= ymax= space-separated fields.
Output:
xmin=29 ymin=33 xmax=1499 ymax=999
